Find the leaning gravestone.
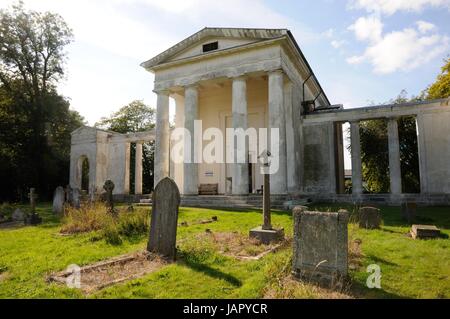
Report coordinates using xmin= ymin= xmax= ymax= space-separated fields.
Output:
xmin=53 ymin=186 xmax=65 ymax=215
xmin=359 ymin=207 xmax=382 ymax=229
xmin=147 ymin=177 xmax=180 ymax=261
xmin=292 ymin=206 xmax=349 ymax=287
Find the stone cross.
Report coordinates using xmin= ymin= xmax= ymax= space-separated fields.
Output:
xmin=26 ymin=188 xmax=42 ymax=225
xmin=261 ymin=151 xmax=272 ymax=230
xmin=103 ymin=180 xmax=115 ymax=215
xmin=53 ymin=186 xmax=65 ymax=215
xmin=28 ymin=188 xmax=37 ymax=213
xmin=147 ymin=177 xmax=180 ymax=261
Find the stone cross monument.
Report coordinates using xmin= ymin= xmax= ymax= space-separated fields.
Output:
xmin=249 ymin=151 xmax=284 ymax=244
xmin=26 ymin=188 xmax=42 ymax=225
xmin=103 ymin=180 xmax=115 ymax=215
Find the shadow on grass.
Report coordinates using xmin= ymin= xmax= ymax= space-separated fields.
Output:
xmin=349 ymin=280 xmax=409 ymax=299
xmin=365 ymin=255 xmax=399 ymax=267
xmin=178 ymin=253 xmax=242 ymax=287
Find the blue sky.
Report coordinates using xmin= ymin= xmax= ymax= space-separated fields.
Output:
xmin=1 ymin=0 xmax=449 ymax=125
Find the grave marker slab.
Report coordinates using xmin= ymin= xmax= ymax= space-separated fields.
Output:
xmin=401 ymin=202 xmax=417 ymax=223
xmin=411 ymin=225 xmax=441 ymax=239
xmin=147 ymin=177 xmax=180 ymax=261
xmin=292 ymin=206 xmax=349 ymax=287
xmin=53 ymin=186 xmax=65 ymax=215
xmin=359 ymin=207 xmax=382 ymax=229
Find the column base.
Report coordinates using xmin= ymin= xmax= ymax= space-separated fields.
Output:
xmin=249 ymin=226 xmax=284 ymax=245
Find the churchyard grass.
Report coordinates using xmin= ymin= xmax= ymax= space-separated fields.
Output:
xmin=0 ymin=203 xmax=448 ymax=299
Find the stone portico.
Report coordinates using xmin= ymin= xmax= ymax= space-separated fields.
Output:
xmin=141 ymin=28 xmax=330 ymax=197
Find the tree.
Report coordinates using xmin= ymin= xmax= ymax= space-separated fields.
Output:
xmin=426 ymin=57 xmax=450 ymax=100
xmin=96 ymin=100 xmax=156 ymax=193
xmin=0 ymin=2 xmax=82 ymax=201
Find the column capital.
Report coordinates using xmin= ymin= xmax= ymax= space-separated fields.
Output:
xmin=185 ymin=83 xmax=199 ymax=91
xmin=387 ymin=116 xmax=400 ymax=122
xmin=232 ymin=75 xmax=248 ymax=81
xmin=268 ymin=69 xmax=284 ymax=76
xmin=153 ymin=89 xmax=171 ymax=96
xmin=349 ymin=120 xmax=361 ymax=125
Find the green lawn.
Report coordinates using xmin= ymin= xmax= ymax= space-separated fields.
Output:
xmin=0 ymin=204 xmax=449 ymax=299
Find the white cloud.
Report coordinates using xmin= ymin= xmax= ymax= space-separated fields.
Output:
xmin=331 ymin=40 xmax=346 ymax=48
xmin=348 ymin=0 xmax=450 ymax=15
xmin=416 ymin=20 xmax=436 ymax=33
xmin=348 ymin=15 xmax=383 ymax=43
xmin=347 ymin=23 xmax=449 ymax=74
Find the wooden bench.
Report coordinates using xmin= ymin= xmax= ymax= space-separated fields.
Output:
xmin=198 ymin=184 xmax=219 ymax=195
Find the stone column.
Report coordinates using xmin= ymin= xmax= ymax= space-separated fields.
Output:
xmin=350 ymin=121 xmax=362 ymax=196
xmin=387 ymin=118 xmax=402 ymax=195
xmin=232 ymin=76 xmax=249 ymax=195
xmin=135 ymin=142 xmax=143 ymax=195
xmin=183 ymin=85 xmax=199 ymax=195
xmin=268 ymin=70 xmax=287 ymax=194
xmin=155 ymin=90 xmax=170 ymax=186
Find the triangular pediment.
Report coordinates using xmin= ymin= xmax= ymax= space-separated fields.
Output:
xmin=141 ymin=27 xmax=288 ymax=70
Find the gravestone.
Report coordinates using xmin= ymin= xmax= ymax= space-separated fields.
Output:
xmin=411 ymin=225 xmax=441 ymax=239
xmin=103 ymin=180 xmax=115 ymax=215
xmin=292 ymin=206 xmax=349 ymax=287
xmin=359 ymin=207 xmax=382 ymax=229
xmin=147 ymin=177 xmax=180 ymax=261
xmin=53 ymin=186 xmax=65 ymax=215
xmin=65 ymin=185 xmax=73 ymax=205
xmin=401 ymin=202 xmax=417 ymax=223
xmin=26 ymin=188 xmax=42 ymax=225
xmin=72 ymin=188 xmax=81 ymax=209
xmin=12 ymin=208 xmax=25 ymax=222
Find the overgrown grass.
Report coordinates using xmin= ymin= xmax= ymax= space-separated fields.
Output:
xmin=0 ymin=203 xmax=449 ymax=299
xmin=60 ymin=203 xmax=149 ymax=244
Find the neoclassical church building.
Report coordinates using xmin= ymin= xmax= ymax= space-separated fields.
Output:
xmin=70 ymin=28 xmax=450 ymax=206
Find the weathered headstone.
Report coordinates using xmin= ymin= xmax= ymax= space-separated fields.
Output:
xmin=53 ymin=186 xmax=65 ymax=215
xmin=411 ymin=225 xmax=441 ymax=239
xmin=147 ymin=177 xmax=180 ymax=261
xmin=103 ymin=180 xmax=115 ymax=215
xmin=12 ymin=208 xmax=25 ymax=222
xmin=72 ymin=188 xmax=81 ymax=209
xmin=359 ymin=207 xmax=382 ymax=229
xmin=26 ymin=188 xmax=42 ymax=225
xmin=401 ymin=202 xmax=417 ymax=223
xmin=65 ymin=185 xmax=73 ymax=205
xmin=292 ymin=206 xmax=349 ymax=287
